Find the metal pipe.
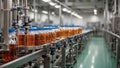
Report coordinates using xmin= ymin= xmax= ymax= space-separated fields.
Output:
xmin=13 ymin=0 xmax=17 ymax=23
xmin=104 ymin=0 xmax=108 ymax=30
xmin=59 ymin=6 xmax=62 ymax=26
xmin=17 ymin=0 xmax=20 ymax=5
xmin=70 ymin=12 xmax=73 ymax=25
xmin=9 ymin=0 xmax=12 ymax=28
xmin=113 ymin=0 xmax=117 ymax=14
xmin=118 ymin=0 xmax=120 ymax=15
xmin=33 ymin=0 xmax=36 ymax=23
xmin=0 ymin=49 xmax=46 ymax=68
xmin=3 ymin=0 xmax=12 ymax=45
xmin=22 ymin=0 xmax=23 ymax=6
xmin=0 ymin=0 xmax=3 ymax=28
xmin=24 ymin=0 xmax=28 ymax=23
xmin=55 ymin=0 xmax=72 ymax=11
xmin=103 ymin=30 xmax=120 ymax=39
xmin=44 ymin=55 xmax=50 ymax=68
xmin=48 ymin=6 xmax=50 ymax=25
xmin=61 ymin=46 xmax=66 ymax=68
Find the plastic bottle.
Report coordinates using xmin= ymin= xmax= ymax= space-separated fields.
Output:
xmin=38 ymin=28 xmax=46 ymax=45
xmin=2 ymin=28 xmax=17 ymax=63
xmin=35 ymin=29 xmax=39 ymax=46
xmin=18 ymin=28 xmax=25 ymax=46
xmin=27 ymin=29 xmax=35 ymax=46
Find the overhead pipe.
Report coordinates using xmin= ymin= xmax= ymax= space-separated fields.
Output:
xmin=54 ymin=0 xmax=72 ymax=11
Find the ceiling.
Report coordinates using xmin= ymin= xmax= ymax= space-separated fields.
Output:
xmin=59 ymin=0 xmax=105 ymax=14
xmin=27 ymin=0 xmax=105 ymax=14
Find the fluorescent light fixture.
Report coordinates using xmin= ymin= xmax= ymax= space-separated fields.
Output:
xmin=34 ymin=10 xmax=38 ymax=13
xmin=42 ymin=0 xmax=51 ymax=2
xmin=94 ymin=9 xmax=97 ymax=12
xmin=49 ymin=2 xmax=56 ymax=6
xmin=94 ymin=9 xmax=97 ymax=15
xmin=42 ymin=10 xmax=48 ymax=14
xmin=76 ymin=15 xmax=82 ymax=19
xmin=67 ymin=10 xmax=71 ymax=13
xmin=71 ymin=12 xmax=75 ymax=15
xmin=62 ymin=8 xmax=68 ymax=12
xmin=72 ymin=13 xmax=82 ymax=19
xmin=62 ymin=8 xmax=72 ymax=14
xmin=94 ymin=12 xmax=97 ymax=15
xmin=32 ymin=9 xmax=38 ymax=13
xmin=52 ymin=12 xmax=55 ymax=15
xmin=55 ymin=5 xmax=61 ymax=8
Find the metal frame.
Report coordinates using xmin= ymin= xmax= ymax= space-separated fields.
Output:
xmin=103 ymin=30 xmax=120 ymax=68
xmin=0 ymin=30 xmax=93 ymax=68
xmin=0 ymin=49 xmax=46 ymax=68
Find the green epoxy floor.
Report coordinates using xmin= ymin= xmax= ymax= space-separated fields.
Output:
xmin=73 ymin=37 xmax=116 ymax=68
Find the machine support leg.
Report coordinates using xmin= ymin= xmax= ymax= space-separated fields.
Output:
xmin=43 ymin=55 xmax=50 ymax=68
xmin=61 ymin=46 xmax=66 ymax=68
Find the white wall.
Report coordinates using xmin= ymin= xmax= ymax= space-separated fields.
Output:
xmin=28 ymin=11 xmax=104 ymax=26
xmin=80 ymin=13 xmax=104 ymax=23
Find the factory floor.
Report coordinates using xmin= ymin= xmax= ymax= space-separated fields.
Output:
xmin=73 ymin=37 xmax=117 ymax=68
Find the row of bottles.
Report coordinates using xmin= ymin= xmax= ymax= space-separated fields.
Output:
xmin=18 ymin=26 xmax=82 ymax=46
xmin=1 ymin=26 xmax=82 ymax=63
xmin=18 ymin=28 xmax=57 ymax=46
xmin=56 ymin=26 xmax=82 ymax=38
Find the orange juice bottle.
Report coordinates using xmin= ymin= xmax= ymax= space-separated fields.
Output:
xmin=27 ymin=29 xmax=35 ymax=46
xmin=38 ymin=28 xmax=47 ymax=45
xmin=35 ymin=29 xmax=39 ymax=46
xmin=18 ymin=29 xmax=25 ymax=46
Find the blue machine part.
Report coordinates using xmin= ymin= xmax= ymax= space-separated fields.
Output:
xmin=9 ymin=28 xmax=15 ymax=33
xmin=56 ymin=44 xmax=62 ymax=50
xmin=10 ymin=8 xmax=17 ymax=11
xmin=50 ymin=47 xmax=55 ymax=55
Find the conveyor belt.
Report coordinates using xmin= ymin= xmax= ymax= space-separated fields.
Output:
xmin=73 ymin=37 xmax=117 ymax=68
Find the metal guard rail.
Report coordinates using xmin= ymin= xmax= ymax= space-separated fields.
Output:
xmin=104 ymin=30 xmax=120 ymax=39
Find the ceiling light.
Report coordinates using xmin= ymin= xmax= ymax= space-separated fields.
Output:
xmin=52 ymin=12 xmax=55 ymax=15
xmin=62 ymin=8 xmax=68 ymax=12
xmin=49 ymin=2 xmax=56 ymax=6
xmin=73 ymin=13 xmax=82 ymax=19
xmin=32 ymin=9 xmax=38 ymax=13
xmin=55 ymin=5 xmax=61 ymax=8
xmin=94 ymin=9 xmax=97 ymax=15
xmin=94 ymin=12 xmax=97 ymax=15
xmin=94 ymin=9 xmax=97 ymax=12
xmin=42 ymin=0 xmax=51 ymax=2
xmin=71 ymin=12 xmax=75 ymax=15
xmin=42 ymin=10 xmax=48 ymax=14
xmin=67 ymin=10 xmax=71 ymax=13
xmin=62 ymin=8 xmax=72 ymax=14
xmin=34 ymin=10 xmax=38 ymax=13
